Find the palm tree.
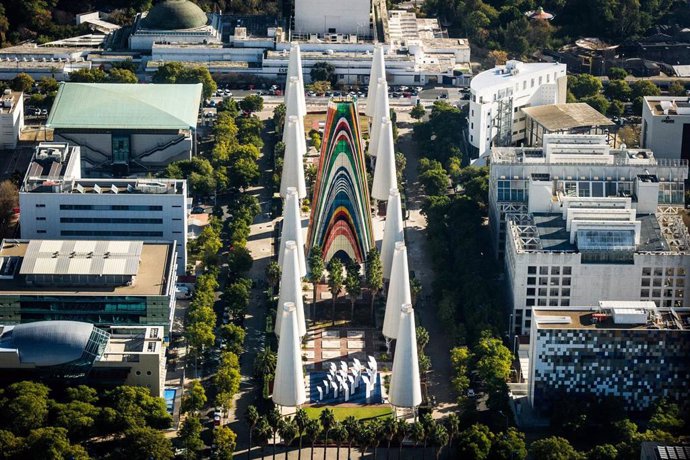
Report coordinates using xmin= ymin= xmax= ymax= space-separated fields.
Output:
xmin=245 ymin=405 xmax=260 ymax=459
xmin=327 ymin=259 xmax=344 ymax=325
xmin=342 ymin=416 xmax=358 ymax=459
xmin=254 ymin=348 xmax=277 ymax=378
xmin=265 ymin=260 xmax=281 ymax=295
xmin=319 ymin=408 xmax=336 ymax=459
xmin=419 ymin=415 xmax=434 ymax=460
xmin=355 ymin=423 xmax=373 ymax=459
xmin=305 ymin=419 xmax=321 ymax=460
xmin=409 ymin=422 xmax=425 ymax=459
xmin=344 ymin=260 xmax=362 ymax=321
xmin=368 ymin=419 xmax=383 ymax=459
xmin=394 ymin=419 xmax=408 ymax=459
xmin=256 ymin=417 xmax=273 ymax=460
xmin=365 ymin=248 xmax=383 ymax=326
xmin=307 ymin=245 xmax=325 ymax=322
xmin=331 ymin=422 xmax=348 ymax=460
xmin=278 ymin=418 xmax=298 ymax=460
xmin=444 ymin=413 xmax=459 ymax=451
xmin=294 ymin=408 xmax=309 ymax=460
xmin=267 ymin=408 xmax=282 ymax=460
xmin=382 ymin=417 xmax=397 ymax=460
xmin=429 ymin=424 xmax=449 ymax=460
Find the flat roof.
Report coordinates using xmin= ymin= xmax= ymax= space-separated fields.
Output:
xmin=534 ymin=308 xmax=690 ymax=331
xmin=0 ymin=91 xmax=22 ymax=115
xmin=0 ymin=239 xmax=172 ymax=296
xmin=47 ymin=82 xmax=202 ymax=130
xmin=522 ymin=103 xmax=614 ymax=131
xmin=471 ymin=61 xmax=564 ymax=92
xmin=644 ymin=96 xmax=690 ymax=116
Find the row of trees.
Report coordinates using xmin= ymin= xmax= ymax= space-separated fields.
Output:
xmin=0 ymin=381 xmax=174 ymax=459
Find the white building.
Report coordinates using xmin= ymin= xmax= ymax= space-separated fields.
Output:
xmin=489 ymin=135 xmax=689 ymax=335
xmin=528 ymin=303 xmax=690 ymax=413
xmin=469 ymin=60 xmax=567 ymax=159
xmin=294 ymin=0 xmax=371 ymax=36
xmin=0 ymin=90 xmax=23 ymax=150
xmin=641 ymin=96 xmax=690 ymax=161
xmin=19 ymin=143 xmax=189 ymax=274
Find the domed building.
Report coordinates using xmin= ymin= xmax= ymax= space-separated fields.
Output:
xmin=129 ymin=0 xmax=222 ymax=51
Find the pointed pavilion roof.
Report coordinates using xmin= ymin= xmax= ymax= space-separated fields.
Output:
xmin=280 ymin=115 xmax=307 ymax=199
xmin=381 ymin=187 xmax=404 ymax=279
xmin=382 ymin=242 xmax=411 ymax=340
xmin=368 ymin=78 xmax=389 ymax=158
xmin=278 ymin=188 xmax=307 ymax=276
xmin=388 ymin=303 xmax=422 ymax=408
xmin=365 ymin=45 xmax=385 ymax=117
xmin=371 ymin=116 xmax=396 ymax=201
xmin=283 ymin=76 xmax=307 ymax=144
xmin=276 ymin=241 xmax=306 ymax=337
xmin=272 ymin=302 xmax=307 ymax=407
xmin=284 ymin=43 xmax=307 ymax=117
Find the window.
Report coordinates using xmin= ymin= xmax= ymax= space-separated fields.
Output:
xmin=526 ymin=298 xmax=535 ymax=306
xmin=527 ymin=277 xmax=536 ymax=285
xmin=539 ymin=288 xmax=547 ymax=296
xmin=539 ymin=76 xmax=542 ymax=85
xmin=526 ymin=309 xmax=532 ymax=317
xmin=36 ymin=217 xmax=46 ymax=221
xmin=539 ymin=277 xmax=548 ymax=286
xmin=60 ymin=217 xmax=163 ymax=224
xmin=551 ymin=267 xmax=560 ymax=275
xmin=112 ymin=134 xmax=130 ymax=165
xmin=528 ymin=266 xmax=537 ymax=274
xmin=527 ymin=288 xmax=535 ymax=296
xmin=37 ymin=230 xmax=46 ymax=234
xmin=471 ymin=123 xmax=474 ymax=129
xmin=538 ymin=299 xmax=547 ymax=306
xmin=61 ymin=230 xmax=164 ymax=237
xmin=642 ymin=267 xmax=652 ymax=276
xmin=563 ymin=267 xmax=572 ymax=275
xmin=539 ymin=267 xmax=548 ymax=275
xmin=549 ymin=299 xmax=558 ymax=306
xmin=524 ymin=320 xmax=531 ymax=328
xmin=561 ymin=288 xmax=570 ymax=297
xmin=561 ymin=299 xmax=570 ymax=307
xmin=550 ymin=288 xmax=559 ymax=296
xmin=578 ymin=182 xmax=590 ymax=197
xmin=35 ymin=204 xmax=45 ymax=208
xmin=531 ymin=78 xmax=535 ymax=88
xmin=562 ymin=277 xmax=571 ymax=286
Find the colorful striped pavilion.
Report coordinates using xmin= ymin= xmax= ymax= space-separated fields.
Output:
xmin=307 ymin=99 xmax=374 ymax=264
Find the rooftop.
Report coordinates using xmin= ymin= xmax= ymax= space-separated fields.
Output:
xmin=0 ymin=239 xmax=173 ymax=296
xmin=47 ymin=82 xmax=202 ymax=130
xmin=100 ymin=326 xmax=164 ymax=362
xmin=140 ymin=0 xmax=209 ymax=31
xmin=534 ymin=306 xmax=690 ymax=331
xmin=644 ymin=96 xmax=690 ymax=116
xmin=0 ymin=90 xmax=22 ymax=115
xmin=471 ymin=61 xmax=564 ymax=92
xmin=522 ymin=103 xmax=614 ymax=132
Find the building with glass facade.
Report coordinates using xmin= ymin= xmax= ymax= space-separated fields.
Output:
xmin=0 ymin=239 xmax=177 ymax=335
xmin=489 ymin=135 xmax=689 ymax=335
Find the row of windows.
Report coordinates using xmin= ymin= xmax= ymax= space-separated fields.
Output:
xmin=526 ymin=298 xmax=571 ymax=307
xmin=60 ymin=217 xmax=164 ymax=224
xmin=642 ymin=267 xmax=686 ymax=277
xmin=527 ymin=277 xmax=572 ymax=286
xmin=61 ymin=230 xmax=164 ymax=237
xmin=59 ymin=205 xmax=164 ymax=211
xmin=528 ymin=266 xmax=573 ymax=275
xmin=527 ymin=288 xmax=572 ymax=297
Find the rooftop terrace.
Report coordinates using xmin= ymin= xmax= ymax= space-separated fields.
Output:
xmin=534 ymin=305 xmax=690 ymax=331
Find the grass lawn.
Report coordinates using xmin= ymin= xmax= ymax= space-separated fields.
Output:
xmin=304 ymin=406 xmax=393 ymax=421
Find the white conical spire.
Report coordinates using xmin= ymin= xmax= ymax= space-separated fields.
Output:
xmin=368 ymin=78 xmax=389 ymax=157
xmin=382 ymin=242 xmax=411 ymax=340
xmin=371 ymin=116 xmax=396 ymax=201
xmin=388 ymin=303 xmax=422 ymax=409
xmin=285 ymin=43 xmax=306 ymax=117
xmin=273 ymin=302 xmax=307 ymax=407
xmin=281 ymin=115 xmax=307 ymax=199
xmin=278 ymin=188 xmax=307 ymax=276
xmin=365 ymin=45 xmax=385 ymax=117
xmin=381 ymin=187 xmax=404 ymax=279
xmin=283 ymin=76 xmax=308 ymax=145
xmin=276 ymin=241 xmax=306 ymax=337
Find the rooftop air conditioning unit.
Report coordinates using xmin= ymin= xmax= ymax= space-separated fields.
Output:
xmin=37 ymin=149 xmax=50 ymax=160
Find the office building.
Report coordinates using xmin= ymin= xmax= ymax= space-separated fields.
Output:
xmin=294 ymin=0 xmax=371 ymax=36
xmin=0 ymin=321 xmax=166 ymax=397
xmin=641 ymin=96 xmax=690 ymax=161
xmin=0 ymin=239 xmax=177 ymax=335
xmin=0 ymin=89 xmax=23 ymax=149
xmin=489 ymin=135 xmax=689 ymax=335
xmin=19 ymin=143 xmax=188 ymax=274
xmin=468 ymin=60 xmax=567 ymax=159
xmin=528 ymin=303 xmax=690 ymax=413
xmin=47 ymin=82 xmax=202 ymax=176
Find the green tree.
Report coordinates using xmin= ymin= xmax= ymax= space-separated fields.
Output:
xmin=278 ymin=418 xmax=298 ymax=459
xmin=0 ymin=429 xmax=24 ymax=459
xmin=327 ymin=258 xmax=344 ymax=324
xmin=119 ymin=426 xmax=174 ymax=460
xmin=474 ymin=333 xmax=512 ymax=389
xmin=224 ymin=280 xmax=251 ymax=321
xmin=213 ymin=426 xmax=237 ymax=460
xmin=245 ymin=406 xmax=260 ymax=459
xmin=320 ymin=408 xmax=336 ymax=459
xmin=409 ymin=421 xmax=426 ymax=452
xmin=648 ymin=398 xmax=685 ymax=434
xmin=416 ymin=326 xmax=430 ymax=352
xmin=344 ymin=260 xmax=362 ymax=320
xmin=607 ymin=67 xmax=627 ymax=80
xmin=365 ymin=247 xmax=384 ymax=324
xmin=668 ymin=80 xmax=687 ymax=97
xmin=330 ymin=422 xmax=348 ymax=460
xmin=304 ymin=419 xmax=321 ymax=460
xmin=294 ymin=408 xmax=309 ymax=460
xmin=586 ymin=444 xmax=617 ymax=460
xmin=420 ymin=166 xmax=450 ymax=196
xmin=68 ymin=68 xmax=107 ymax=83
xmin=10 ymin=73 xmax=34 ymax=92
xmin=272 ymin=102 xmax=287 ymax=133
xmin=581 ymin=95 xmax=610 ymax=115
xmin=381 ymin=417 xmax=397 ymax=456
xmin=181 ymin=380 xmax=207 ymax=414
xmin=604 ymin=80 xmax=631 ymax=101
xmin=411 ymin=103 xmax=426 ymax=120
xmin=105 ymin=385 xmax=172 ymax=431
xmin=228 ymin=150 xmax=261 ymax=189
xmin=254 ymin=417 xmax=273 ymax=459
xmin=179 ymin=415 xmax=204 ymax=459
xmin=266 ymin=408 xmax=281 ymax=460
xmin=307 ymin=80 xmax=331 ymax=94
xmin=52 ymin=400 xmax=100 ymax=440
xmin=444 ymin=413 xmax=460 ymax=450
xmin=152 ymin=62 xmax=217 ymax=97
xmin=343 ymin=416 xmax=359 ymax=459
xmin=489 ymin=428 xmax=527 ymax=460
xmin=308 ymin=246 xmax=325 ymax=322
xmin=265 ymin=260 xmax=281 ymax=292
xmin=38 ymin=76 xmax=59 ymax=94
xmin=239 ymin=94 xmax=264 ymax=114
xmin=227 ymin=246 xmax=254 ymax=275
xmin=219 ymin=323 xmax=246 ymax=355
xmin=24 ymin=426 xmax=89 ymax=460
xmin=253 ymin=348 xmax=277 ymax=379
xmin=429 ymin=423 xmax=449 ymax=460
xmin=630 ymin=80 xmax=661 ymax=99
xmin=568 ymin=74 xmax=603 ymax=99
xmin=217 ymin=97 xmax=240 ymax=117
xmin=310 ymin=62 xmax=336 ymax=85
xmin=529 ymin=436 xmax=580 ymax=460
xmin=0 ymin=381 xmax=50 ymax=434
xmin=106 ymin=68 xmax=138 ymax=83
xmin=457 ymin=424 xmax=492 ymax=460
xmin=236 ymin=115 xmax=265 ymax=147
xmin=607 ymin=100 xmax=625 ymax=118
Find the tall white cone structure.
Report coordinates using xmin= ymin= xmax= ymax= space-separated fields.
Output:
xmin=365 ymin=45 xmax=385 ymax=117
xmin=280 ymin=115 xmax=307 ymax=199
xmin=284 ymin=43 xmax=306 ymax=117
xmin=276 ymin=241 xmax=306 ymax=338
xmin=273 ymin=302 xmax=307 ymax=407
xmin=371 ymin=116 xmax=396 ymax=201
xmin=283 ymin=77 xmax=307 ymax=145
xmin=388 ymin=303 xmax=422 ymax=409
xmin=368 ymin=78 xmax=389 ymax=157
xmin=381 ymin=188 xmax=404 ymax=279
xmin=278 ymin=187 xmax=307 ymax=276
xmin=382 ymin=242 xmax=411 ymax=340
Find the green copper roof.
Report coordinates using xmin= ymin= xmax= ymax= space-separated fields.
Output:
xmin=47 ymin=83 xmax=202 ymax=130
xmin=141 ymin=0 xmax=209 ymax=30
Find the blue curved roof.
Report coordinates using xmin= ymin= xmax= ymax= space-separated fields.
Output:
xmin=0 ymin=321 xmax=108 ymax=367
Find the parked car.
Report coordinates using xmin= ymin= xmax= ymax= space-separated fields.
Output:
xmin=191 ymin=206 xmax=206 ymax=214
xmin=175 ymin=285 xmax=192 ymax=300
